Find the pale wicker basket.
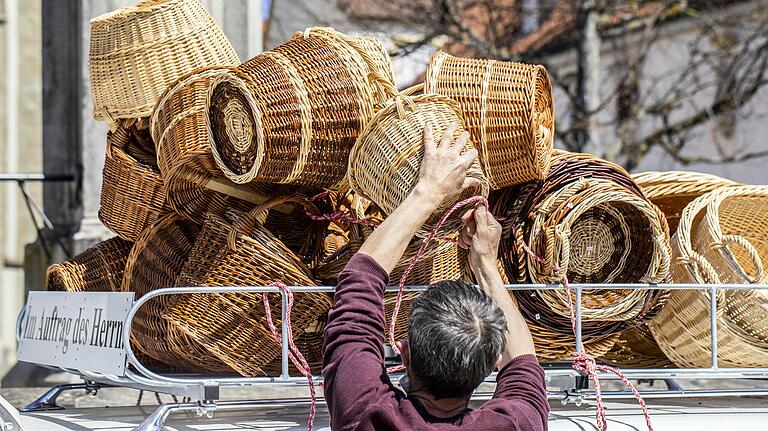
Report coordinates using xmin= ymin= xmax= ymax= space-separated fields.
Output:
xmin=425 ymin=51 xmax=554 ymax=189
xmin=649 ymin=185 xmax=768 ymax=367
xmin=633 ymin=171 xmax=739 ymax=232
xmin=89 ymin=0 xmax=239 ymax=125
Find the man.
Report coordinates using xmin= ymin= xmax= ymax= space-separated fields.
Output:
xmin=323 ymin=123 xmax=548 ymax=430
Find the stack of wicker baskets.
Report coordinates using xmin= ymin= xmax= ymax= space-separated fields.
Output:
xmin=48 ymin=0 xmax=768 ymax=376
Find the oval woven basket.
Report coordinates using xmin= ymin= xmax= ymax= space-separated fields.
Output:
xmin=206 ymin=27 xmax=394 ymax=188
xmin=633 ymin=171 xmax=739 ymax=233
xmin=348 ymin=93 xmax=489 ymax=237
xmin=425 ymin=51 xmax=554 ymax=189
xmin=151 ymin=66 xmax=300 ymax=222
xmin=47 ymin=237 xmax=133 ymax=292
xmin=162 ymin=195 xmax=334 ymax=376
xmin=122 ymin=213 xmax=234 ymax=373
xmin=491 ymin=151 xmax=670 ymax=337
xmin=99 ymin=125 xmax=171 ymax=241
xmin=530 ymin=323 xmax=620 ymax=362
xmin=649 ymin=185 xmax=768 ymax=367
xmin=89 ymin=0 xmax=240 ymax=125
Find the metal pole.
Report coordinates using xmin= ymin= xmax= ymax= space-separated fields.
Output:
xmin=575 ymin=286 xmax=583 ymax=353
xmin=710 ymin=285 xmax=718 ymax=369
xmin=281 ymin=289 xmax=290 ymax=380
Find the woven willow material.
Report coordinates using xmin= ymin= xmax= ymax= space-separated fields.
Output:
xmin=531 ymin=324 xmax=620 ymax=361
xmin=600 ymin=325 xmax=674 ymax=368
xmin=649 ymin=186 xmax=768 ymax=367
xmin=633 ymin=171 xmax=738 ymax=232
xmin=425 ymin=51 xmax=554 ymax=189
xmin=349 ymin=94 xmax=489 ymax=236
xmin=491 ymin=151 xmax=670 ymax=337
xmin=207 ymin=28 xmax=394 ymax=188
xmin=122 ymin=214 xmax=234 ymax=373
xmin=100 ymin=126 xmax=170 ymax=241
xmin=89 ymin=0 xmax=239 ymax=124
xmin=162 ymin=196 xmax=333 ymax=376
xmin=47 ymin=237 xmax=133 ymax=292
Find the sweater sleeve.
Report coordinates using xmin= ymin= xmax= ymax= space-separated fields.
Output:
xmin=322 ymin=253 xmax=395 ymax=430
xmin=481 ymin=354 xmax=549 ymax=430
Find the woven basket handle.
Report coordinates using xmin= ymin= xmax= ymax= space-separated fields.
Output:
xmin=227 ymin=194 xmax=318 ymax=252
xmin=401 ymin=83 xmax=424 ymax=97
xmin=678 ymin=249 xmax=722 ymax=284
xmin=713 ymin=234 xmax=766 ymax=283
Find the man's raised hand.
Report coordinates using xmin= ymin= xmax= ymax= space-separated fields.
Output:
xmin=414 ymin=123 xmax=479 ymax=206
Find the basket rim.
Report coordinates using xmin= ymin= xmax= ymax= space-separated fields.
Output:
xmin=90 ymin=0 xmax=185 ymax=25
xmin=205 ymin=70 xmax=267 ymax=184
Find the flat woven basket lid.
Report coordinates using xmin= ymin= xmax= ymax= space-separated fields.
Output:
xmin=89 ymin=0 xmax=240 ymax=123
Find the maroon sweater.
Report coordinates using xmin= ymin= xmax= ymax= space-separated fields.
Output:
xmin=323 ymin=253 xmax=549 ymax=431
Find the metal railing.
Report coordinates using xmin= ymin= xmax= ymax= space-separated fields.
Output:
xmin=17 ymin=283 xmax=768 ymax=429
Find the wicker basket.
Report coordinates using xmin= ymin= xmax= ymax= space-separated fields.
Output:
xmin=633 ymin=171 xmax=738 ymax=232
xmin=530 ymin=323 xmax=620 ymax=362
xmin=348 ymin=92 xmax=489 ymax=237
xmin=89 ymin=0 xmax=240 ymax=125
xmin=99 ymin=126 xmax=170 ymax=241
xmin=425 ymin=51 xmax=554 ymax=189
xmin=600 ymin=325 xmax=674 ymax=368
xmin=121 ymin=214 xmax=234 ymax=373
xmin=162 ymin=195 xmax=334 ymax=376
xmin=491 ymin=151 xmax=670 ymax=337
xmin=649 ymin=185 xmax=768 ymax=367
xmin=206 ymin=27 xmax=394 ymax=188
xmin=46 ymin=237 xmax=133 ymax=292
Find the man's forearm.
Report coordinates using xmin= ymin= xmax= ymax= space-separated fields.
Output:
xmin=358 ymin=184 xmax=442 ymax=274
xmin=473 ymin=258 xmax=536 ymax=366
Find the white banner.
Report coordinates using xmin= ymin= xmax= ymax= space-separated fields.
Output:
xmin=17 ymin=291 xmax=134 ymax=376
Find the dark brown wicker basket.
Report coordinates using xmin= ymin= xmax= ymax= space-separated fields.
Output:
xmin=162 ymin=195 xmax=334 ymax=376
xmin=121 ymin=213 xmax=234 ymax=373
xmin=47 ymin=237 xmax=133 ymax=292
xmin=100 ymin=125 xmax=171 ymax=241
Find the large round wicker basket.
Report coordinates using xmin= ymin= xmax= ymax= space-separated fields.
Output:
xmin=649 ymin=185 xmax=768 ymax=367
xmin=121 ymin=214 xmax=234 ymax=373
xmin=348 ymin=93 xmax=489 ymax=237
xmin=633 ymin=171 xmax=738 ymax=232
xmin=89 ymin=0 xmax=240 ymax=124
xmin=47 ymin=237 xmax=133 ymax=292
xmin=99 ymin=125 xmax=171 ymax=241
xmin=491 ymin=151 xmax=671 ymax=337
xmin=162 ymin=196 xmax=334 ymax=376
xmin=425 ymin=51 xmax=554 ymax=189
xmin=206 ymin=27 xmax=394 ymax=188
xmin=151 ymin=66 xmax=295 ymax=222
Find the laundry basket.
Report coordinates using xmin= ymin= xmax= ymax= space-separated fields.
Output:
xmin=425 ymin=51 xmax=554 ymax=189
xmin=162 ymin=195 xmax=334 ymax=376
xmin=89 ymin=0 xmax=239 ymax=125
xmin=649 ymin=185 xmax=768 ymax=367
xmin=206 ymin=27 xmax=394 ymax=188
xmin=121 ymin=214 xmax=234 ymax=373
xmin=46 ymin=237 xmax=133 ymax=292
xmin=99 ymin=125 xmax=171 ymax=241
xmin=633 ymin=171 xmax=738 ymax=232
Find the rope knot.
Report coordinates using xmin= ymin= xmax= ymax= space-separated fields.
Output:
xmin=572 ymin=351 xmax=598 ymax=375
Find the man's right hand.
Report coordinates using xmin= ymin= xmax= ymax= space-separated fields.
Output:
xmin=459 ymin=205 xmax=502 ymax=272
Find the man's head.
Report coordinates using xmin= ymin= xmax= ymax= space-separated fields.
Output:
xmin=403 ymin=279 xmax=507 ymax=399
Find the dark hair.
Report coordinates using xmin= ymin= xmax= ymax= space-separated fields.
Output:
xmin=407 ymin=280 xmax=507 ymax=399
